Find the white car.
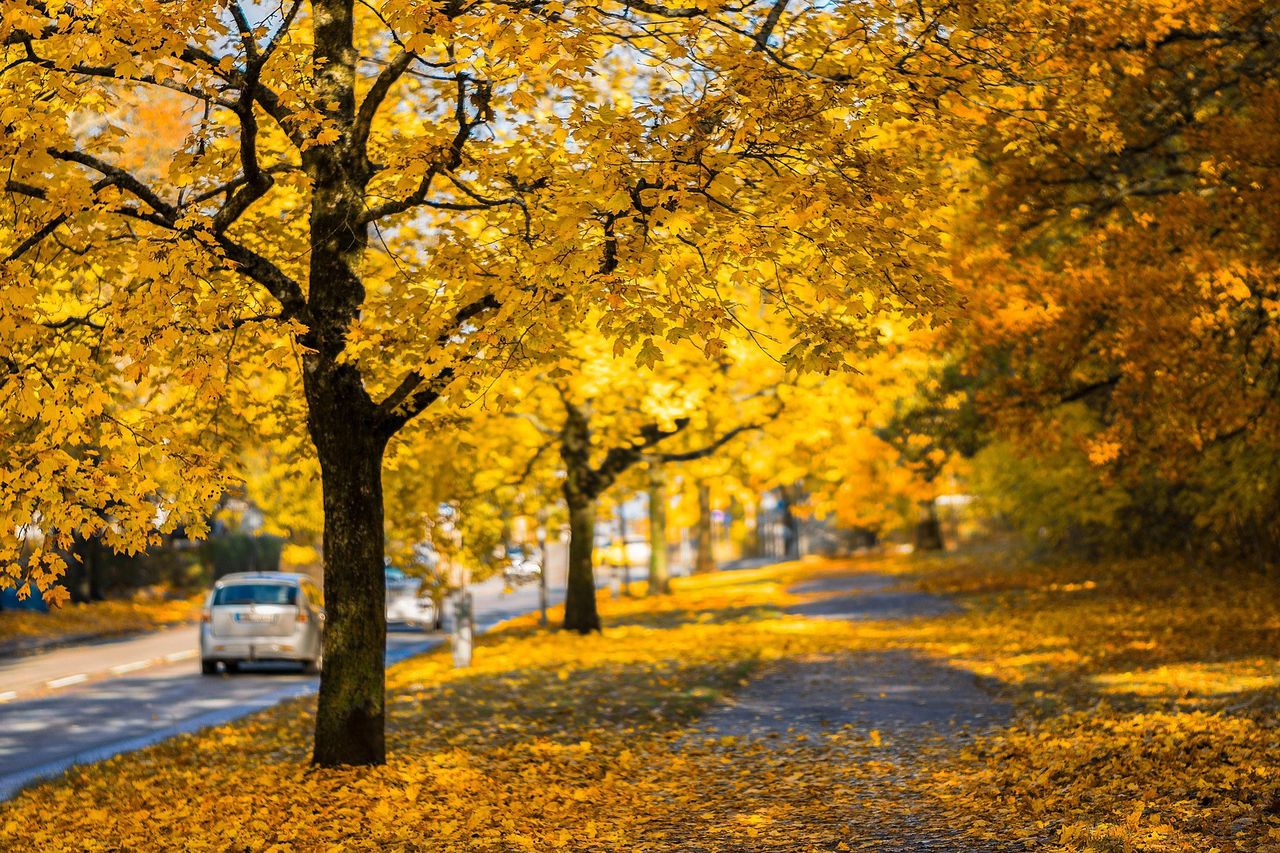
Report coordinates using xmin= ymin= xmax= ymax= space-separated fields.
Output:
xmin=386 ymin=567 xmax=437 ymax=629
xmin=503 ymin=558 xmax=542 ymax=586
xmin=200 ymin=572 xmax=325 ymax=675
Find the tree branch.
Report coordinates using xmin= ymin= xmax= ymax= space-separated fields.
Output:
xmin=214 ymin=237 xmax=309 ymax=325
xmin=360 ymin=73 xmax=492 ymax=223
xmin=618 ymin=0 xmax=704 ymax=19
xmin=1060 ymin=375 xmax=1121 ymax=404
xmin=50 ymin=149 xmax=177 ymax=222
xmin=752 ymin=0 xmax=790 ymax=51
xmin=373 ymin=293 xmax=502 ymax=432
xmin=352 ymin=49 xmax=416 ymax=155
xmin=5 ymin=174 xmax=137 ymax=260
xmin=650 ymin=419 xmax=768 ymax=463
xmin=589 ymin=418 xmax=692 ymax=495
xmin=4 ymin=213 xmax=66 ymax=263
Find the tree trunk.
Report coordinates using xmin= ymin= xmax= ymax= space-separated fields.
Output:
xmin=647 ymin=466 xmax=670 ymax=595
xmin=309 ymin=399 xmax=389 ymax=763
xmin=560 ymin=400 xmax=601 ymax=633
xmin=562 ymin=493 xmax=600 ymax=633
xmin=779 ymin=485 xmax=801 ymax=559
xmin=300 ymin=0 xmax=389 ymax=767
xmin=914 ymin=498 xmax=945 ymax=552
xmin=694 ymin=480 xmax=716 ymax=574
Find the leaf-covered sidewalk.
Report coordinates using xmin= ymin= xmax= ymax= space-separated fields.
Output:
xmin=676 ymin=571 xmax=1014 ymax=851
xmin=6 ymin=553 xmax=1280 ymax=851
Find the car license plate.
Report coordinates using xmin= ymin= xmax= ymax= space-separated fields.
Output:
xmin=235 ymin=613 xmax=274 ymax=623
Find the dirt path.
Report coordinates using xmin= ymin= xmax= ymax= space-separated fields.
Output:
xmin=684 ymin=570 xmax=1015 ymax=852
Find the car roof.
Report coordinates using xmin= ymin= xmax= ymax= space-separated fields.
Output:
xmin=215 ymin=572 xmax=313 ymax=586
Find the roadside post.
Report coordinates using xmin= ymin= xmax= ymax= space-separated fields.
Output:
xmin=535 ymin=519 xmax=549 ymax=628
xmin=451 ymin=588 xmax=473 ymax=668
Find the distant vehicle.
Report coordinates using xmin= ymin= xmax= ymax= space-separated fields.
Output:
xmin=503 ymin=557 xmax=542 ymax=586
xmin=385 ymin=566 xmax=438 ymax=630
xmin=200 ymin=572 xmax=324 ymax=675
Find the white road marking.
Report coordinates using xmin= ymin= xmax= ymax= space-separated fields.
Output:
xmin=7 ymin=646 xmax=200 ymax=703
xmin=109 ymin=660 xmax=151 ymax=675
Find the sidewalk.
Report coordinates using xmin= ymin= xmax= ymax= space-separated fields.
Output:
xmin=0 ymin=624 xmax=201 ymax=703
xmin=682 ymin=571 xmax=1014 ymax=851
xmin=0 ymin=629 xmax=150 ymax=660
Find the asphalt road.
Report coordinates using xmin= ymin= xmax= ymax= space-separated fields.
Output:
xmin=0 ymin=575 xmax=565 ymax=800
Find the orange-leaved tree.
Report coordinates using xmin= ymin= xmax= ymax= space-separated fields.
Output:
xmin=946 ymin=1 xmax=1280 ymax=556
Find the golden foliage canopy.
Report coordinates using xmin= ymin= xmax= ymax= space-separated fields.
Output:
xmin=0 ymin=0 xmax=1014 ymax=597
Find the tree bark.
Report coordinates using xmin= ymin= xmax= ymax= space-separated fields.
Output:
xmin=694 ymin=480 xmax=716 ymax=574
xmin=647 ymin=466 xmax=670 ymax=595
xmin=307 ymin=374 xmax=389 ymax=766
xmin=300 ymin=0 xmax=393 ymax=767
xmin=562 ymin=494 xmax=600 ymax=633
xmin=779 ymin=484 xmax=801 ymax=559
xmin=914 ymin=498 xmax=946 ymax=552
xmin=560 ymin=400 xmax=601 ymax=633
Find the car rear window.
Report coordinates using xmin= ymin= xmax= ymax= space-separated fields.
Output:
xmin=213 ymin=584 xmax=298 ymax=606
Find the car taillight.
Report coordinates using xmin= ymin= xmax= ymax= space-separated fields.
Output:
xmin=296 ymin=611 xmax=308 ymax=623
xmin=201 ymin=611 xmax=210 ymax=623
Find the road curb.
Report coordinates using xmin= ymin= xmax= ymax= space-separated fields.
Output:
xmin=0 ymin=635 xmax=201 ymax=704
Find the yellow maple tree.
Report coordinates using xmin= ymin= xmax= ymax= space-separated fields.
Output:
xmin=1 ymin=0 xmax=1014 ymax=763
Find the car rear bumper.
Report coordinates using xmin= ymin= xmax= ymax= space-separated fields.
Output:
xmin=201 ymin=641 xmax=308 ymax=662
xmin=201 ymin=626 xmax=318 ymax=662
